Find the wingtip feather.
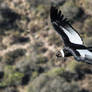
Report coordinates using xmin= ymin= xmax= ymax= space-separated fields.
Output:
xmin=50 ymin=6 xmax=70 ymax=26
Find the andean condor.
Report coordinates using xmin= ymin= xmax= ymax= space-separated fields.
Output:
xmin=50 ymin=6 xmax=92 ymax=64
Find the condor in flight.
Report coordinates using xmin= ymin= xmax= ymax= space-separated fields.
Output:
xmin=50 ymin=6 xmax=92 ymax=64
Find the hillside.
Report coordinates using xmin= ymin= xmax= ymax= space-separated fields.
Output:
xmin=0 ymin=0 xmax=92 ymax=92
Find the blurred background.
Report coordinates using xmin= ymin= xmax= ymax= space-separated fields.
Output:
xmin=0 ymin=0 xmax=92 ymax=92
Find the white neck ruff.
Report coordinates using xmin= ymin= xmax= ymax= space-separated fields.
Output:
xmin=60 ymin=49 xmax=64 ymax=57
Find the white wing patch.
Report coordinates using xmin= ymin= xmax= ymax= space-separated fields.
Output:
xmin=77 ymin=49 xmax=92 ymax=58
xmin=60 ymin=26 xmax=83 ymax=45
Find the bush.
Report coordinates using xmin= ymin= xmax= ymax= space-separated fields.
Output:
xmin=3 ymin=48 xmax=26 ymax=64
xmin=28 ymin=72 xmax=81 ymax=92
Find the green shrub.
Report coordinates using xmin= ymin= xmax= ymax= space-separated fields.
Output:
xmin=0 ymin=65 xmax=24 ymax=87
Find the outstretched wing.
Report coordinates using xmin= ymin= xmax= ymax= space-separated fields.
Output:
xmin=50 ymin=6 xmax=84 ymax=46
xmin=63 ymin=47 xmax=92 ymax=64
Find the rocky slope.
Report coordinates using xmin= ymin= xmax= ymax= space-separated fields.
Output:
xmin=0 ymin=0 xmax=92 ymax=92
